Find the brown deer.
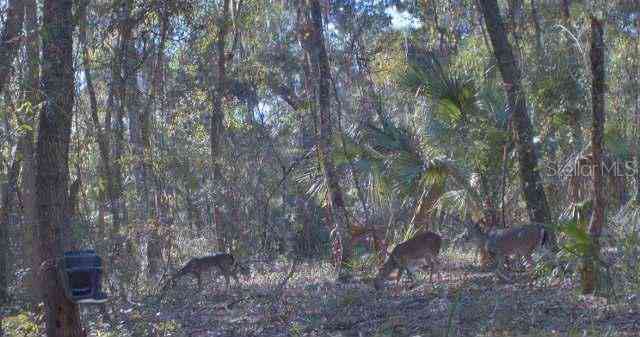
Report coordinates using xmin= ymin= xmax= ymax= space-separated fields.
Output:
xmin=465 ymin=223 xmax=548 ymax=282
xmin=373 ymin=231 xmax=442 ymax=290
xmin=166 ymin=253 xmax=250 ymax=290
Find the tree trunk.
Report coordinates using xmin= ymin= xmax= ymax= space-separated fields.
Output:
xmin=561 ymin=0 xmax=571 ymax=19
xmin=0 ymin=147 xmax=20 ymax=303
xmin=19 ymin=0 xmax=40 ymax=304
xmin=209 ymin=0 xmax=231 ymax=252
xmin=633 ymin=17 xmax=640 ymax=202
xmin=0 ymin=0 xmax=25 ymax=95
xmin=581 ymin=16 xmax=606 ymax=295
xmin=478 ymin=0 xmax=551 ymax=227
xmin=143 ymin=9 xmax=169 ymax=281
xmin=210 ymin=0 xmax=230 ymax=163
xmin=0 ymin=0 xmax=26 ymax=307
xmin=559 ymin=0 xmax=583 ymax=149
xmin=298 ymin=0 xmax=353 ymax=280
xmin=530 ymin=0 xmax=544 ymax=69
xmin=37 ymin=0 xmax=83 ymax=335
xmin=78 ymin=1 xmax=123 ymax=241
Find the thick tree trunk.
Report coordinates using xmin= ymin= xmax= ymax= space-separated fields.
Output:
xmin=0 ymin=0 xmax=26 ymax=306
xmin=478 ymin=0 xmax=551 ymax=227
xmin=19 ymin=0 xmax=40 ymax=304
xmin=0 ymin=0 xmax=25 ymax=95
xmin=37 ymin=0 xmax=83 ymax=336
xmin=581 ymin=17 xmax=606 ymax=295
xmin=299 ymin=0 xmax=353 ymax=280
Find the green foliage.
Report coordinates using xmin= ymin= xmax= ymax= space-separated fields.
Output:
xmin=403 ymin=51 xmax=482 ymax=129
xmin=556 ymin=219 xmax=594 ymax=259
xmin=2 ymin=312 xmax=40 ymax=337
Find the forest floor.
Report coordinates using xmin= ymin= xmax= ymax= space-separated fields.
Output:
xmin=80 ymin=248 xmax=640 ymax=337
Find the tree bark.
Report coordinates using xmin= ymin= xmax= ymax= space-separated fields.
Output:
xmin=582 ymin=17 xmax=606 ymax=295
xmin=78 ymin=0 xmax=123 ymax=241
xmin=210 ymin=0 xmax=230 ymax=161
xmin=0 ymin=0 xmax=26 ymax=307
xmin=210 ymin=0 xmax=231 ymax=252
xmin=633 ymin=17 xmax=640 ymax=202
xmin=298 ymin=0 xmax=353 ymax=280
xmin=142 ymin=8 xmax=169 ymax=280
xmin=478 ymin=0 xmax=551 ymax=227
xmin=18 ymin=0 xmax=40 ymax=304
xmin=559 ymin=0 xmax=583 ymax=149
xmin=0 ymin=0 xmax=25 ymax=95
xmin=0 ymin=147 xmax=20 ymax=303
xmin=113 ymin=0 xmax=133 ymax=238
xmin=530 ymin=0 xmax=544 ymax=68
xmin=37 ymin=0 xmax=83 ymax=335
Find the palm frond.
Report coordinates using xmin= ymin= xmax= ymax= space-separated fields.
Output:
xmin=402 ymin=50 xmax=482 ymax=128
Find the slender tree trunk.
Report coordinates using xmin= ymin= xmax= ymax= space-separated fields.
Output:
xmin=632 ymin=17 xmax=640 ymax=202
xmin=581 ymin=17 xmax=606 ymax=295
xmin=117 ymin=0 xmax=150 ymax=225
xmin=79 ymin=1 xmax=123 ymax=240
xmin=142 ymin=9 xmax=169 ymax=280
xmin=478 ymin=0 xmax=551 ymax=228
xmin=37 ymin=0 xmax=83 ymax=335
xmin=559 ymin=0 xmax=583 ymax=149
xmin=530 ymin=0 xmax=544 ymax=70
xmin=298 ymin=0 xmax=353 ymax=279
xmin=0 ymin=146 xmax=20 ymax=303
xmin=112 ymin=0 xmax=132 ymax=239
xmin=210 ymin=0 xmax=231 ymax=252
xmin=561 ymin=0 xmax=571 ymax=19
xmin=0 ymin=0 xmax=25 ymax=95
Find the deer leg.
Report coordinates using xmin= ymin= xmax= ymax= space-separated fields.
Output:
xmin=224 ymin=274 xmax=230 ymax=289
xmin=196 ymin=273 xmax=202 ymax=290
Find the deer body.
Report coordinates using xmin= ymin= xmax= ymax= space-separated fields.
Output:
xmin=374 ymin=231 xmax=442 ymax=290
xmin=170 ymin=253 xmax=249 ymax=289
xmin=468 ymin=223 xmax=547 ymax=281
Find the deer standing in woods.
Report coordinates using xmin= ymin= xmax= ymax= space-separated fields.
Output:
xmin=464 ymin=223 xmax=548 ymax=282
xmin=165 ymin=253 xmax=250 ymax=290
xmin=373 ymin=231 xmax=442 ymax=290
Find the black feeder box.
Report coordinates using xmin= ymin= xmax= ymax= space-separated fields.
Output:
xmin=61 ymin=250 xmax=108 ymax=304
